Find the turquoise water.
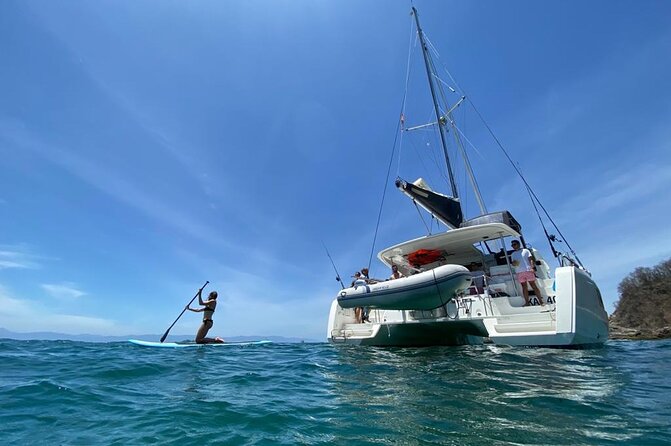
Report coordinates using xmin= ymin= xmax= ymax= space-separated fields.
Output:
xmin=1 ymin=339 xmax=669 ymax=445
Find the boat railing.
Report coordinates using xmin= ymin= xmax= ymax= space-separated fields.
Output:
xmin=459 ymin=273 xmax=496 ymax=316
xmin=559 ymin=254 xmax=579 ymax=268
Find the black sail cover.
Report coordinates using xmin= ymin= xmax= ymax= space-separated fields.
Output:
xmin=395 ymin=177 xmax=463 ymax=228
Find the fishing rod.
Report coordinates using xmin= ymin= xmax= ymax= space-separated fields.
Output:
xmin=321 ymin=241 xmax=345 ymax=289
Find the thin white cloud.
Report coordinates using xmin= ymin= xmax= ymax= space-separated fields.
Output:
xmin=494 ymin=29 xmax=671 ymax=155
xmin=13 ymin=12 xmax=229 ymax=209
xmin=554 ymin=162 xmax=671 ymax=228
xmin=0 ymin=246 xmax=40 ymax=270
xmin=38 ymin=314 xmax=118 ymax=334
xmin=90 ymin=76 xmax=225 ymax=201
xmin=148 ymin=252 xmax=330 ymax=339
xmin=1 ymin=122 xmax=235 ymax=251
xmin=187 ymin=289 xmax=327 ymax=340
xmin=41 ymin=283 xmax=86 ymax=300
xmin=0 ymin=260 xmax=30 ymax=269
xmin=0 ymin=286 xmax=135 ymax=335
xmin=583 ymin=233 xmax=671 ymax=313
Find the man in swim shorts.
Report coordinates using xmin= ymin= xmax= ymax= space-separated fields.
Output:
xmin=510 ymin=240 xmax=545 ymax=306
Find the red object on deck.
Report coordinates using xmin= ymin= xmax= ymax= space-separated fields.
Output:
xmin=407 ymin=249 xmax=444 ymax=266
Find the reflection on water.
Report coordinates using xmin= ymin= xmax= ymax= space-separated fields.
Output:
xmin=0 ymin=340 xmax=669 ymax=445
xmin=325 ymin=341 xmax=671 ymax=445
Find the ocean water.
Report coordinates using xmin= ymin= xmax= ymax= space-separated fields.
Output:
xmin=1 ymin=339 xmax=669 ymax=445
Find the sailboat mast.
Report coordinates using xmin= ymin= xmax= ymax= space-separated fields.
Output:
xmin=412 ymin=7 xmax=459 ymax=199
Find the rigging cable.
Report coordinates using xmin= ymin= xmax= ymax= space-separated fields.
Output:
xmin=366 ymin=16 xmax=416 ymax=270
xmin=424 ymin=33 xmax=487 ymax=214
xmin=467 ymin=99 xmax=585 ymax=268
xmin=423 ymin=35 xmax=584 ymax=267
xmin=518 ymin=164 xmax=560 ymax=259
xmin=397 ymin=20 xmax=418 ymax=177
xmin=413 ymin=200 xmax=432 ymax=234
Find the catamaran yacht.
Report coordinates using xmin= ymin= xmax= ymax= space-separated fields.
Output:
xmin=326 ymin=8 xmax=608 ymax=347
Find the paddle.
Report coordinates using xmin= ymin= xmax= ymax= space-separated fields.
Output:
xmin=160 ymin=281 xmax=209 ymax=343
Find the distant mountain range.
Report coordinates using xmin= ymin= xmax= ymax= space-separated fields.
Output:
xmin=0 ymin=327 xmax=320 ymax=344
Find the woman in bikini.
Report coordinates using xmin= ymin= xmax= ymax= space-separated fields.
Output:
xmin=186 ymin=290 xmax=225 ymax=344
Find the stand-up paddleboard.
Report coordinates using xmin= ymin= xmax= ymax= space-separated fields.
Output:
xmin=129 ymin=339 xmax=272 ymax=348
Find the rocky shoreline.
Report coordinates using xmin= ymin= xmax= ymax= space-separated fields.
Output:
xmin=608 ymin=258 xmax=671 ymax=341
xmin=609 ymin=318 xmax=671 ymax=340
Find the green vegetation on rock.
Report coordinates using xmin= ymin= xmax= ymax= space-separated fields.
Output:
xmin=610 ymin=258 xmax=671 ymax=339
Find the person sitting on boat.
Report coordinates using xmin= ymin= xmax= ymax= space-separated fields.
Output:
xmin=186 ymin=290 xmax=225 ymax=344
xmin=361 ymin=267 xmax=379 ymax=284
xmin=410 ymin=263 xmax=423 ymax=275
xmin=510 ymin=240 xmax=545 ymax=306
xmin=467 ymin=262 xmax=486 ymax=294
xmin=389 ymin=264 xmax=405 ymax=280
xmin=351 ymin=271 xmax=365 ymax=287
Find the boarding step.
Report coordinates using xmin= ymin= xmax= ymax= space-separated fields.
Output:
xmin=495 ymin=311 xmax=554 ymax=324
xmin=339 ymin=323 xmax=376 ymax=338
xmin=492 ymin=320 xmax=556 ymax=334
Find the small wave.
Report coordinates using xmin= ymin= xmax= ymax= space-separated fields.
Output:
xmin=0 ymin=339 xmax=669 ymax=444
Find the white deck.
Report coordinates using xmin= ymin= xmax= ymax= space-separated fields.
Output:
xmin=327 ymin=264 xmax=608 ymax=347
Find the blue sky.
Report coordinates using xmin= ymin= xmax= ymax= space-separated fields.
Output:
xmin=1 ymin=1 xmax=669 ymax=341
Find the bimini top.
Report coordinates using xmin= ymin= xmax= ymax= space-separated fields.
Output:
xmin=378 ymin=222 xmax=521 ymax=268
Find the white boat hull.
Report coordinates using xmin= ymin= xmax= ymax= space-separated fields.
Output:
xmin=328 ymin=266 xmax=608 ymax=348
xmin=337 ymin=264 xmax=472 ymax=310
xmin=483 ymin=267 xmax=608 ymax=347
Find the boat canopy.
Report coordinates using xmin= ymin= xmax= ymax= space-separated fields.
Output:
xmin=378 ymin=222 xmax=521 ymax=268
xmin=460 ymin=210 xmax=521 ymax=234
xmin=395 ymin=177 xmax=463 ymax=228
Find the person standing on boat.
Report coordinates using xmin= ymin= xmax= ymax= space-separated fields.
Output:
xmin=186 ymin=290 xmax=225 ymax=343
xmin=351 ymin=272 xmax=365 ymax=323
xmin=389 ymin=264 xmax=405 ymax=280
xmin=510 ymin=240 xmax=545 ymax=306
xmin=360 ymin=268 xmax=377 ymax=323
xmin=467 ymin=262 xmax=486 ymax=294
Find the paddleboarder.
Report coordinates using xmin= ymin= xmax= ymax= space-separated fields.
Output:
xmin=186 ymin=290 xmax=225 ymax=344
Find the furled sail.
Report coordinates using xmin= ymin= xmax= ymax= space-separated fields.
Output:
xmin=395 ymin=177 xmax=463 ymax=228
